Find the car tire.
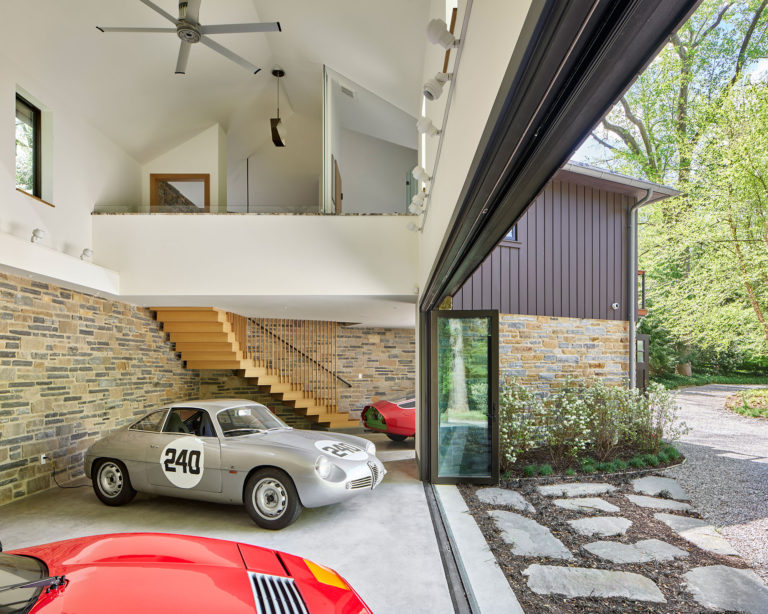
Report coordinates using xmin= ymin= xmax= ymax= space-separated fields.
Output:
xmin=244 ymin=468 xmax=303 ymax=530
xmin=386 ymin=433 xmax=408 ymax=442
xmin=92 ymin=459 xmax=136 ymax=506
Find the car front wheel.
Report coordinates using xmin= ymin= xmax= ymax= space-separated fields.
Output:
xmin=244 ymin=468 xmax=303 ymax=530
xmin=386 ymin=433 xmax=408 ymax=442
xmin=92 ymin=459 xmax=136 ymax=506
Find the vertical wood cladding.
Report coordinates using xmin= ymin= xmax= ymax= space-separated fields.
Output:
xmin=453 ymin=179 xmax=632 ymax=320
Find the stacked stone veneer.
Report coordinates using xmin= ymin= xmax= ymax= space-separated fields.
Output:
xmin=0 ymin=272 xmax=198 ymax=506
xmin=337 ymin=327 xmax=415 ymax=419
xmin=500 ymin=314 xmax=629 ymax=394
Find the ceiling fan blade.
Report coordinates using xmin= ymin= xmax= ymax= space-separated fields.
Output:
xmin=175 ymin=41 xmax=191 ymax=74
xmin=183 ymin=0 xmax=202 ymax=24
xmin=137 ymin=0 xmax=179 ymax=25
xmin=199 ymin=35 xmax=260 ymax=74
xmin=201 ymin=22 xmax=281 ymax=35
xmin=96 ymin=27 xmax=176 ymax=33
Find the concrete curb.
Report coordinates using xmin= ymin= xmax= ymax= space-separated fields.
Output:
xmin=434 ymin=484 xmax=524 ymax=614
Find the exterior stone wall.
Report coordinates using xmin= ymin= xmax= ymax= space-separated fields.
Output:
xmin=500 ymin=314 xmax=629 ymax=394
xmin=198 ymin=371 xmax=318 ymax=430
xmin=337 ymin=327 xmax=415 ymax=418
xmin=0 ymin=272 xmax=199 ymax=506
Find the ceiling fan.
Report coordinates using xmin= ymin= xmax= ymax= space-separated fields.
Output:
xmin=97 ymin=0 xmax=280 ymax=75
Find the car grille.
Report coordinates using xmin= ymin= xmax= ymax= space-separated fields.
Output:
xmin=368 ymin=461 xmax=380 ymax=486
xmin=250 ymin=572 xmax=308 ymax=614
xmin=349 ymin=475 xmax=373 ymax=489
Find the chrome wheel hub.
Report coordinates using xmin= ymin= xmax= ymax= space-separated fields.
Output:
xmin=98 ymin=463 xmax=123 ymax=497
xmin=253 ymin=478 xmax=287 ymax=519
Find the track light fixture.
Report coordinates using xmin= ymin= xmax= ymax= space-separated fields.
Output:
xmin=30 ymin=228 xmax=45 ymax=244
xmin=408 ymin=192 xmax=427 ymax=215
xmin=426 ymin=18 xmax=459 ymax=49
xmin=80 ymin=248 xmax=93 ymax=261
xmin=423 ymin=72 xmax=452 ymax=101
xmin=412 ymin=165 xmax=431 ymax=183
xmin=416 ymin=116 xmax=440 ymax=137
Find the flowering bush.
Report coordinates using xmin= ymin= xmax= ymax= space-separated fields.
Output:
xmin=498 ymin=377 xmax=686 ymax=471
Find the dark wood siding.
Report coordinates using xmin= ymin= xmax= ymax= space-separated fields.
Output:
xmin=452 ymin=179 xmax=632 ymax=320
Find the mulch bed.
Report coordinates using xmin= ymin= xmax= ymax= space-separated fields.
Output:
xmin=459 ymin=471 xmax=750 ymax=613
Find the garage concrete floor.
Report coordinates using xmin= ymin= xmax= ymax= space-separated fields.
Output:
xmin=0 ymin=432 xmax=453 ymax=614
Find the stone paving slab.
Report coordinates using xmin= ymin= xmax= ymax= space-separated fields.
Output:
xmin=477 ymin=487 xmax=535 ymax=514
xmin=684 ymin=566 xmax=768 ymax=614
xmin=523 ymin=564 xmax=666 ymax=603
xmin=583 ymin=539 xmax=689 ymax=564
xmin=489 ymin=510 xmax=573 ymax=560
xmin=625 ymin=494 xmax=692 ymax=511
xmin=537 ymin=482 xmax=616 ymax=498
xmin=654 ymin=513 xmax=738 ymax=556
xmin=553 ymin=497 xmax=619 ymax=514
xmin=568 ymin=516 xmax=632 ymax=537
xmin=632 ymin=476 xmax=689 ymax=501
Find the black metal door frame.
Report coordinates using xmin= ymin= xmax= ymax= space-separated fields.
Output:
xmin=428 ymin=310 xmax=499 ymax=485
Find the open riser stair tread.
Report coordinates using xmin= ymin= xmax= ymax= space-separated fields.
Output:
xmin=154 ymin=308 xmax=354 ymax=430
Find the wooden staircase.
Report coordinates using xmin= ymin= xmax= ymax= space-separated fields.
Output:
xmin=153 ymin=307 xmax=358 ymax=429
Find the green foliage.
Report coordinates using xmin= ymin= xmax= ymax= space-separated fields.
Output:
xmin=523 ymin=464 xmax=538 ymax=478
xmin=499 ymin=378 xmax=687 ymax=471
xmin=629 ymin=455 xmax=647 ymax=469
xmin=539 ymin=464 xmax=554 ymax=476
xmin=565 ymin=468 xmax=577 ymax=477
xmin=652 ymin=371 xmax=768 ymax=389
xmin=643 ymin=454 xmax=660 ymax=467
xmin=614 ymin=459 xmax=628 ymax=471
xmin=580 ymin=459 xmax=596 ymax=474
xmin=663 ymin=445 xmax=681 ymax=461
xmin=729 ymin=388 xmax=768 ymax=418
xmin=582 ymin=1 xmax=768 ymax=363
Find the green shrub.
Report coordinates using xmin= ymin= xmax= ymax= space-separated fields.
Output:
xmin=498 ymin=377 xmax=686 ymax=471
xmin=539 ymin=464 xmax=553 ymax=476
xmin=629 ymin=455 xmax=647 ymax=469
xmin=565 ymin=468 xmax=577 ymax=477
xmin=657 ymin=451 xmax=669 ymax=464
xmin=580 ymin=459 xmax=596 ymax=474
xmin=523 ymin=464 xmax=538 ymax=477
xmin=643 ymin=454 xmax=660 ymax=467
xmin=614 ymin=459 xmax=628 ymax=471
xmin=662 ymin=445 xmax=681 ymax=461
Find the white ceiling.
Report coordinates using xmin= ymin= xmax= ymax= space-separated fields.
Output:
xmin=3 ymin=0 xmax=430 ymax=163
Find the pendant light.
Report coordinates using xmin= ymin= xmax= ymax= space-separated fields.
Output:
xmin=270 ymin=68 xmax=286 ymax=147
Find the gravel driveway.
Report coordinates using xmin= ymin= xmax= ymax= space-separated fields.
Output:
xmin=663 ymin=384 xmax=768 ymax=582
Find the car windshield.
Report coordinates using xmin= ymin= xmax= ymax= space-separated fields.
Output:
xmin=216 ymin=404 xmax=289 ymax=437
xmin=0 ymin=553 xmax=47 ymax=613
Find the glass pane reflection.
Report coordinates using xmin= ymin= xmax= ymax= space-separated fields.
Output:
xmin=437 ymin=317 xmax=492 ymax=478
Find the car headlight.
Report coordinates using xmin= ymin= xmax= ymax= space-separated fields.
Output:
xmin=315 ymin=455 xmax=332 ymax=479
xmin=365 ymin=440 xmax=376 ymax=456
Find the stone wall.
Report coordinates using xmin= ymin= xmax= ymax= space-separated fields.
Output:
xmin=337 ymin=327 xmax=415 ymax=418
xmin=500 ymin=314 xmax=629 ymax=394
xmin=198 ymin=371 xmax=317 ymax=430
xmin=0 ymin=271 xmax=198 ymax=506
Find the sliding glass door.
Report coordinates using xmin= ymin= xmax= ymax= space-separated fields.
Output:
xmin=429 ymin=310 xmax=498 ymax=484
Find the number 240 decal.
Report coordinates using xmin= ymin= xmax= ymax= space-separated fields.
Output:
xmin=163 ymin=447 xmax=201 ymax=475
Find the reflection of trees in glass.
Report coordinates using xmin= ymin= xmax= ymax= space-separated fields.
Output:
xmin=15 ymin=117 xmax=34 ymax=192
xmin=438 ymin=317 xmax=490 ymax=421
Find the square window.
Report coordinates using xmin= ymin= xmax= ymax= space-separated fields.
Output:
xmin=15 ymin=94 xmax=41 ymax=198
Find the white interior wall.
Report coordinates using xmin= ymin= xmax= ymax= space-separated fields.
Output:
xmin=418 ymin=0 xmax=532 ymax=288
xmin=228 ymin=111 xmax=321 ymax=213
xmin=338 ymin=128 xmax=416 ymax=214
xmin=0 ymin=49 xmax=141 ymax=260
xmin=92 ymin=214 xmax=418 ymax=296
xmin=141 ymin=123 xmax=226 ymax=212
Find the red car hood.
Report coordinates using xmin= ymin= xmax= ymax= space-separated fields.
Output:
xmin=12 ymin=533 xmax=369 ymax=614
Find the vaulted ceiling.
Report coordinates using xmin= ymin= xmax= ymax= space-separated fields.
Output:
xmin=3 ymin=0 xmax=430 ymax=162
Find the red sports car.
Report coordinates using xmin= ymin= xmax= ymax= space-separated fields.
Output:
xmin=1 ymin=533 xmax=371 ymax=614
xmin=361 ymin=397 xmax=415 ymax=441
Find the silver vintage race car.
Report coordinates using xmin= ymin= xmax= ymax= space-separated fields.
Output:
xmin=84 ymin=399 xmax=386 ymax=529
